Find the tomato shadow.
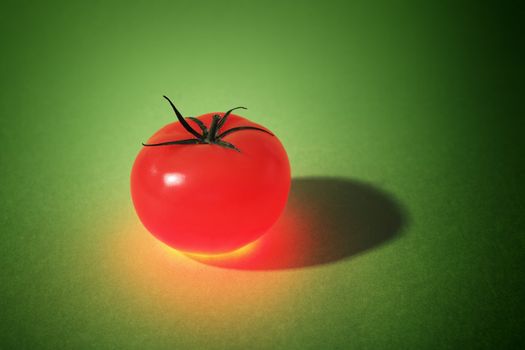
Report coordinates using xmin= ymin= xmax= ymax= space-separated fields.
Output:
xmin=188 ymin=177 xmax=407 ymax=270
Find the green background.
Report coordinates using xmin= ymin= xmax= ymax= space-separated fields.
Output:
xmin=1 ymin=0 xmax=523 ymax=349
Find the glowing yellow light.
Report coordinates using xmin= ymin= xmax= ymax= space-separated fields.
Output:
xmin=182 ymin=239 xmax=259 ymax=260
xmin=108 ymin=219 xmax=303 ymax=333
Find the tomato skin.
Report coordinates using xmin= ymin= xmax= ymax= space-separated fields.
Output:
xmin=130 ymin=113 xmax=291 ymax=254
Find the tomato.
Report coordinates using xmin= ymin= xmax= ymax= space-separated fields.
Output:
xmin=130 ymin=96 xmax=291 ymax=254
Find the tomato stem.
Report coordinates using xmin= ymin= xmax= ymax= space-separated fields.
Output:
xmin=207 ymin=115 xmax=221 ymax=142
xmin=217 ymin=126 xmax=273 ymax=139
xmin=142 ymin=97 xmax=274 ymax=152
xmin=163 ymin=96 xmax=202 ymax=139
xmin=217 ymin=106 xmax=247 ymax=132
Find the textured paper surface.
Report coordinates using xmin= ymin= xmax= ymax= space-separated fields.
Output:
xmin=0 ymin=1 xmax=522 ymax=349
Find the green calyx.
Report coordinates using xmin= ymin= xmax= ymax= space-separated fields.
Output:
xmin=142 ymin=96 xmax=274 ymax=152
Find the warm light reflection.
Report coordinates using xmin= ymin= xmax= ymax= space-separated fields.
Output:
xmin=107 ymin=217 xmax=305 ymax=333
xmin=179 ymin=239 xmax=259 ymax=259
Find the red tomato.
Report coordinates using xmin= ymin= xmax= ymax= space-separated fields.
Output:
xmin=130 ymin=97 xmax=291 ymax=254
